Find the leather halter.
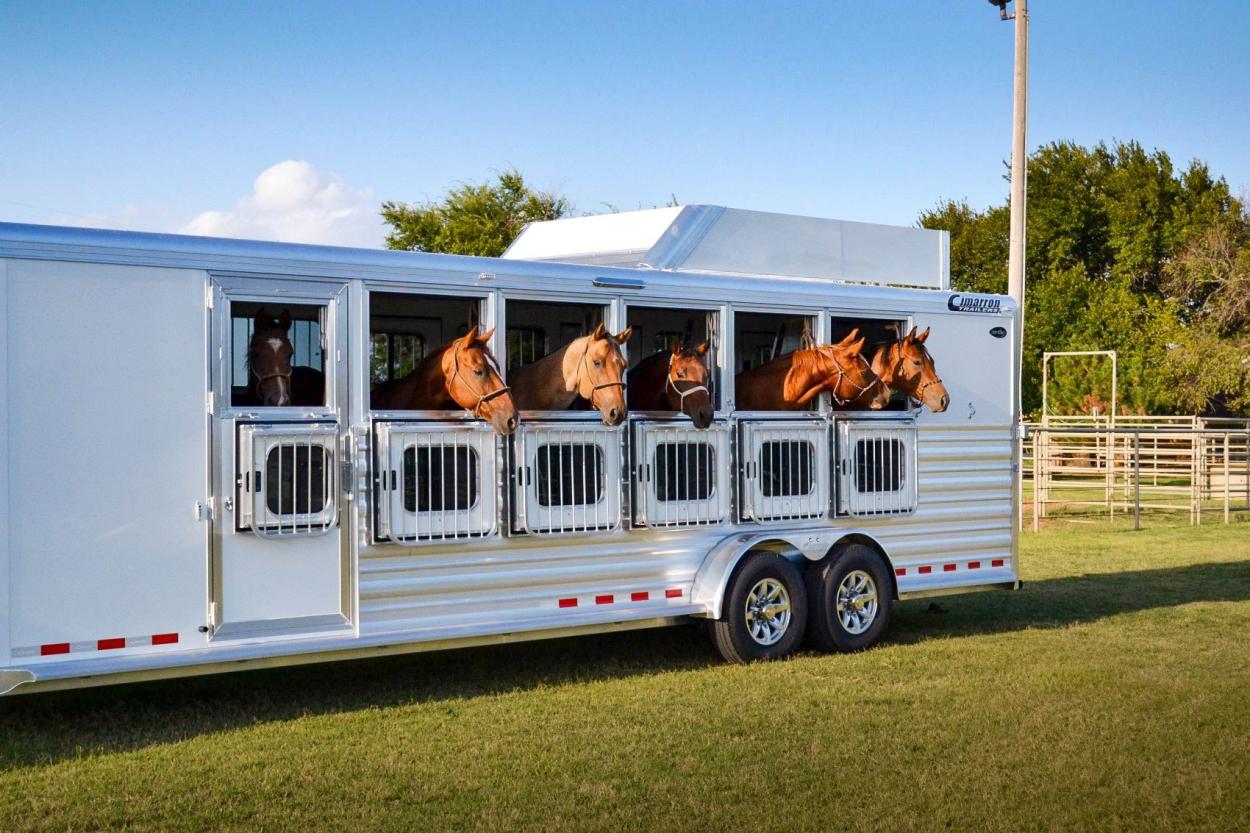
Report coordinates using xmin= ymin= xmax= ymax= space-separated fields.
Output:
xmin=667 ymin=353 xmax=710 ymax=416
xmin=821 ymin=348 xmax=885 ymax=406
xmin=576 ymin=339 xmax=626 ymax=409
xmin=450 ymin=341 xmax=510 ymax=418
xmin=890 ymin=341 xmax=944 ymax=406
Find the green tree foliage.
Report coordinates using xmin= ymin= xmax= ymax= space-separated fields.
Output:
xmin=921 ymin=140 xmax=1249 ymax=417
xmin=381 ymin=170 xmax=569 ymax=257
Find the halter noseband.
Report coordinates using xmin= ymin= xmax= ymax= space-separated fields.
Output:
xmin=892 ymin=341 xmax=944 ymax=405
xmin=667 ymin=353 xmax=710 ymax=416
xmin=823 ymin=349 xmax=885 ymax=406
xmin=451 ymin=342 xmax=511 ymax=418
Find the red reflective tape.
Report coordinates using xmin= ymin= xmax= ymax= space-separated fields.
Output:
xmin=151 ymin=633 xmax=179 ymax=645
xmin=595 ymin=594 xmax=614 ymax=605
xmin=631 ymin=591 xmax=649 ymax=602
xmin=992 ymin=559 xmax=1005 ymax=567
xmin=665 ymin=588 xmax=682 ymax=599
xmin=40 ymin=643 xmax=70 ymax=656
xmin=918 ymin=566 xmax=932 ymax=575
xmin=943 ymin=564 xmax=957 ymax=572
xmin=558 ymin=598 xmax=578 ymax=609
xmin=968 ymin=561 xmax=981 ymax=570
xmin=97 ymin=637 xmax=126 ymax=650
xmin=895 ymin=568 xmax=906 ymax=577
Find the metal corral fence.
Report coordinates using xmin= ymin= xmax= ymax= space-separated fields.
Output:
xmin=1021 ymin=416 xmax=1250 ymax=530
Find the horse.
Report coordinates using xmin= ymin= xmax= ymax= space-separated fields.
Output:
xmin=870 ymin=326 xmax=949 ymax=412
xmin=371 ymin=325 xmax=518 ymax=435
xmin=734 ymin=328 xmax=890 ymax=411
xmin=509 ymin=323 xmax=633 ymax=426
xmin=245 ymin=308 xmax=323 ymax=407
xmin=627 ymin=340 xmax=714 ymax=429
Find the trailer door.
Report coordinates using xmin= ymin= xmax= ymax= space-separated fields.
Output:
xmin=209 ymin=278 xmax=351 ymax=640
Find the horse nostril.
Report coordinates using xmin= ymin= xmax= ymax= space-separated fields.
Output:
xmin=507 ymin=417 xmax=517 ymax=430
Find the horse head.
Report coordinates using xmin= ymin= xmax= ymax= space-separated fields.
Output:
xmin=881 ymin=326 xmax=948 ymax=413
xmin=249 ymin=308 xmax=294 ymax=406
xmin=442 ymin=325 xmax=518 ymax=435
xmin=576 ymin=323 xmax=632 ymax=426
xmin=820 ymin=328 xmax=890 ymax=409
xmin=666 ymin=339 xmax=714 ymax=428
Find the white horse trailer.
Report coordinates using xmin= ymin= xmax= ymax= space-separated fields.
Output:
xmin=0 ymin=206 xmax=1019 ymax=695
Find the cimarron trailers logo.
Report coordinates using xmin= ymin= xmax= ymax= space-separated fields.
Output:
xmin=947 ymin=293 xmax=1003 ymax=314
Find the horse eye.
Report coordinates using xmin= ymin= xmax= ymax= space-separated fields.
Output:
xmin=594 ymin=359 xmax=603 ymax=367
xmin=474 ymin=368 xmax=486 ymax=377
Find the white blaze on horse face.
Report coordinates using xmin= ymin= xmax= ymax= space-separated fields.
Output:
xmin=266 ymin=338 xmax=284 ymax=352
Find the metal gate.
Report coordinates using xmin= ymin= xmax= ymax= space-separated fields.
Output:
xmin=513 ymin=421 xmax=623 ymax=535
xmin=738 ymin=417 xmax=831 ymax=522
xmin=632 ymin=420 xmax=732 ymax=528
xmin=237 ymin=422 xmax=338 ymax=537
xmin=374 ymin=421 xmax=500 ymax=543
xmin=836 ymin=419 xmax=918 ymax=516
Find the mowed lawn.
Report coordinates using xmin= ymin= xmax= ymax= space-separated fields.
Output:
xmin=3 ymin=525 xmax=1249 ymax=832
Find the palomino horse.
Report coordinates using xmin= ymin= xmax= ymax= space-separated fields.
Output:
xmin=247 ymin=308 xmax=324 ymax=407
xmin=371 ymin=325 xmax=518 ymax=435
xmin=734 ymin=329 xmax=889 ymax=411
xmin=870 ymin=326 xmax=949 ymax=412
xmin=509 ymin=323 xmax=633 ymax=426
xmin=627 ymin=340 xmax=714 ymax=429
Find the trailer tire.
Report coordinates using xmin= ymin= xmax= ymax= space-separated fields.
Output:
xmin=806 ymin=543 xmax=893 ymax=653
xmin=709 ymin=553 xmax=807 ymax=663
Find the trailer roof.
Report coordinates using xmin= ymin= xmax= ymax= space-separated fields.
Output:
xmin=503 ymin=205 xmax=950 ymax=290
xmin=0 ymin=221 xmax=1007 ymax=315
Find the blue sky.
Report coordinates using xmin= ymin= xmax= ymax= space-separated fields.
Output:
xmin=1 ymin=1 xmax=1247 ymax=246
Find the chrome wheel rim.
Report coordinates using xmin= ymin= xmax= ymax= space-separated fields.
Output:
xmin=836 ymin=570 xmax=878 ymax=635
xmin=744 ymin=577 xmax=792 ymax=646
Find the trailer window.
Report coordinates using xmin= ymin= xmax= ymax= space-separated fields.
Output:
xmin=403 ymin=446 xmax=480 ymax=512
xmin=508 ymin=326 xmax=546 ymax=371
xmin=368 ymin=292 xmax=483 ymax=410
xmin=535 ymin=443 xmax=604 ymax=507
xmin=264 ymin=445 xmax=332 ymax=516
xmin=759 ymin=440 xmax=816 ymax=497
xmin=654 ymin=442 xmax=716 ymax=502
xmin=505 ymin=299 xmax=605 ymax=376
xmin=230 ymin=301 xmax=326 ymax=407
xmin=830 ymin=315 xmax=911 ymax=411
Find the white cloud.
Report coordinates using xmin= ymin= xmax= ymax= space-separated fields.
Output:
xmin=180 ymin=160 xmax=382 ymax=247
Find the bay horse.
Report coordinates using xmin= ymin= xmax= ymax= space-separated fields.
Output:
xmin=246 ymin=308 xmax=324 ymax=407
xmin=509 ymin=323 xmax=633 ymax=426
xmin=734 ymin=328 xmax=889 ymax=411
xmin=627 ymin=340 xmax=714 ymax=429
xmin=871 ymin=326 xmax=949 ymax=413
xmin=371 ymin=325 xmax=518 ymax=435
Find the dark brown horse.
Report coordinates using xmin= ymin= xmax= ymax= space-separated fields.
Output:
xmin=246 ymin=308 xmax=324 ymax=407
xmin=371 ymin=325 xmax=518 ymax=435
xmin=871 ymin=326 xmax=949 ymax=412
xmin=627 ymin=340 xmax=714 ymax=428
xmin=735 ymin=329 xmax=889 ymax=411
xmin=509 ymin=323 xmax=633 ymax=426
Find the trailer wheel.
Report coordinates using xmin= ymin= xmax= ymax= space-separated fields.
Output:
xmin=806 ymin=543 xmax=893 ymax=653
xmin=710 ymin=553 xmax=807 ymax=663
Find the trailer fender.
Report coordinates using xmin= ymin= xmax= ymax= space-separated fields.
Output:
xmin=692 ymin=529 xmax=890 ymax=620
xmin=0 ymin=669 xmax=35 ymax=696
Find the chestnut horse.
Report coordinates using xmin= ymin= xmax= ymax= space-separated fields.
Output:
xmin=509 ymin=323 xmax=633 ymax=426
xmin=871 ymin=326 xmax=949 ymax=412
xmin=246 ymin=308 xmax=324 ymax=407
xmin=371 ymin=325 xmax=518 ymax=435
xmin=627 ymin=340 xmax=714 ymax=429
xmin=735 ymin=328 xmax=889 ymax=411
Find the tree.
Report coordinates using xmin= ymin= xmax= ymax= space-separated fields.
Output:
xmin=381 ymin=170 xmax=569 ymax=257
xmin=921 ymin=140 xmax=1248 ymax=416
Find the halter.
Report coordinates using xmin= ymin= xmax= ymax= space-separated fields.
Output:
xmin=822 ymin=349 xmax=885 ymax=406
xmin=450 ymin=341 xmax=511 ymax=418
xmin=667 ymin=353 xmax=710 ymax=415
xmin=890 ymin=341 xmax=944 ymax=406
xmin=576 ymin=339 xmax=626 ymax=409
xmin=250 ymin=361 xmax=292 ymax=402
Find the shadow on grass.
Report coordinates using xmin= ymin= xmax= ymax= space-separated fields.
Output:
xmin=1 ymin=559 xmax=1247 ymax=770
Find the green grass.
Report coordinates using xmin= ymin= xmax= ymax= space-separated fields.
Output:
xmin=3 ymin=524 xmax=1250 ymax=832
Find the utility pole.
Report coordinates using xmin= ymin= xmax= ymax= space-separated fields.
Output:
xmin=991 ymin=0 xmax=1029 ymax=312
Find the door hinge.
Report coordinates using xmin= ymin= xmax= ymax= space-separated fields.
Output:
xmin=206 ymin=390 xmax=215 ymax=415
xmin=205 ymin=285 xmax=214 ymax=309
xmin=194 ymin=498 xmax=215 ymax=521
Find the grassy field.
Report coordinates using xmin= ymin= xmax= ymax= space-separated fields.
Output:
xmin=3 ymin=524 xmax=1249 ymax=832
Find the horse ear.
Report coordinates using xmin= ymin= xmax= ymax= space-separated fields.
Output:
xmin=696 ymin=340 xmax=710 ymax=356
xmin=592 ymin=322 xmax=608 ymax=341
xmin=836 ymin=327 xmax=860 ymax=347
xmin=848 ymin=336 xmax=866 ymax=356
xmin=459 ymin=324 xmax=479 ymax=345
xmin=916 ymin=326 xmax=930 ymax=344
xmin=905 ymin=326 xmax=918 ymax=343
xmin=255 ymin=307 xmax=270 ymax=323
xmin=278 ymin=309 xmax=291 ymax=329
xmin=477 ymin=326 xmax=495 ymax=343
xmin=613 ymin=326 xmax=634 ymax=345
